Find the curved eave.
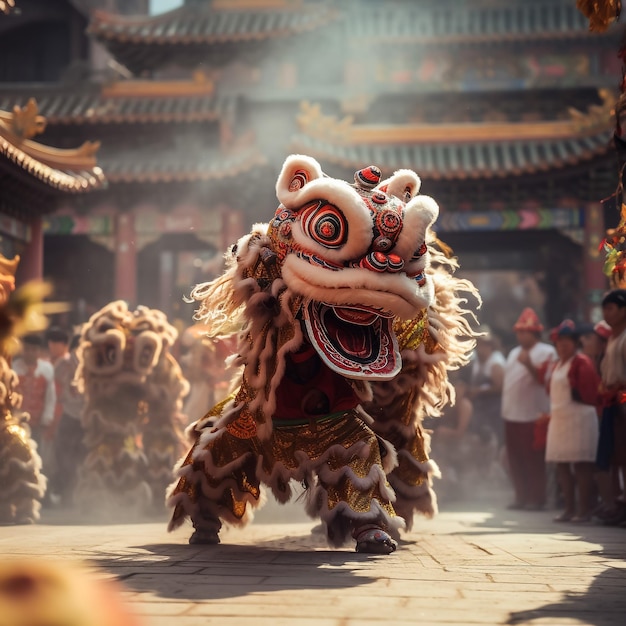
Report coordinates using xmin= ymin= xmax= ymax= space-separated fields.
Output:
xmin=100 ymin=146 xmax=268 ymax=184
xmin=290 ymin=132 xmax=611 ymax=180
xmin=0 ymin=135 xmax=105 ymax=193
xmin=88 ymin=6 xmax=340 ymax=45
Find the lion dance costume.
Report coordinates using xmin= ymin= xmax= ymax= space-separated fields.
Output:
xmin=0 ymin=255 xmax=48 ymax=524
xmin=74 ymin=301 xmax=189 ymax=517
xmin=167 ymin=155 xmax=477 ymax=553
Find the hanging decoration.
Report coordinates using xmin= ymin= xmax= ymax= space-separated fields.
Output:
xmin=576 ymin=0 xmax=621 ymax=32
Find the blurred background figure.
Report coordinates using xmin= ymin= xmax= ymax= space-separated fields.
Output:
xmin=12 ymin=334 xmax=57 ymax=505
xmin=12 ymin=335 xmax=56 ymax=447
xmin=73 ymin=301 xmax=188 ymax=519
xmin=596 ymin=289 xmax=626 ymax=526
xmin=428 ymin=369 xmax=499 ymax=503
xmin=180 ymin=326 xmax=235 ymax=424
xmin=50 ymin=332 xmax=85 ymax=507
xmin=469 ymin=327 xmax=505 ymax=444
xmin=501 ymin=308 xmax=555 ymax=511
xmin=545 ymin=320 xmax=600 ymax=523
xmin=579 ymin=320 xmax=611 ymax=375
xmin=428 ymin=370 xmax=472 ymax=502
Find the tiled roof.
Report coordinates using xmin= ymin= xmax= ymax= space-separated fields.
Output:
xmin=88 ymin=4 xmax=339 ymax=73
xmin=290 ymin=131 xmax=611 ymax=180
xmin=89 ymin=5 xmax=338 ymax=44
xmin=98 ymin=143 xmax=268 ymax=184
xmin=89 ymin=1 xmax=609 ymax=57
xmin=0 ymin=88 xmax=234 ymax=125
xmin=346 ymin=1 xmax=608 ymax=43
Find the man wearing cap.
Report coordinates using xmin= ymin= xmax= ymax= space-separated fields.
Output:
xmin=501 ymin=308 xmax=556 ymax=510
xmin=596 ymin=289 xmax=626 ymax=524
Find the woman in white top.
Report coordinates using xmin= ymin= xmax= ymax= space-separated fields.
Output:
xmin=546 ymin=320 xmax=600 ymax=522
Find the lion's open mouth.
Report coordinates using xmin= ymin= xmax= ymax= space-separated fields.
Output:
xmin=303 ymin=301 xmax=400 ymax=380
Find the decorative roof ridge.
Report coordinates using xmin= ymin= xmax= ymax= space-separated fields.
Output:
xmin=102 ymin=72 xmax=214 ymax=98
xmin=90 ymin=7 xmax=185 ymax=27
xmin=296 ymin=96 xmax=615 ymax=146
xmin=0 ymin=100 xmax=105 ymax=193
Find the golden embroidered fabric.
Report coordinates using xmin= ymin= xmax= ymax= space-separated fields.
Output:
xmin=394 ymin=312 xmax=439 ymax=354
xmin=175 ymin=410 xmax=397 ymax=523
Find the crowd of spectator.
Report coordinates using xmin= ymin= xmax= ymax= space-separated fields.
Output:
xmin=430 ymin=288 xmax=626 ymax=527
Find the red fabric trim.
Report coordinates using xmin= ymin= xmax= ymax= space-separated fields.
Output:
xmin=568 ymin=353 xmax=601 ymax=406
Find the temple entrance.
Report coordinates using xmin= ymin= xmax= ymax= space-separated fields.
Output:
xmin=137 ymin=233 xmax=220 ymax=328
xmin=43 ymin=234 xmax=114 ymax=329
xmin=441 ymin=230 xmax=583 ymax=353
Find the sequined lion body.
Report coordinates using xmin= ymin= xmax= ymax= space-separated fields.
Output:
xmin=167 ymin=155 xmax=477 ymax=549
xmin=0 ymin=254 xmax=47 ymax=524
xmin=74 ymin=301 xmax=189 ymax=517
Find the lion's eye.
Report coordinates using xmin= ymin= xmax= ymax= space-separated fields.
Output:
xmin=411 ymin=242 xmax=428 ymax=261
xmin=301 ymin=201 xmax=348 ymax=249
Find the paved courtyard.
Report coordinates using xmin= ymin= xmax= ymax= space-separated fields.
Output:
xmin=1 ymin=500 xmax=625 ymax=626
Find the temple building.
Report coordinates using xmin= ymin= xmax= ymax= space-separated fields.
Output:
xmin=0 ymin=98 xmax=104 ymax=286
xmin=0 ymin=0 xmax=620 ymax=338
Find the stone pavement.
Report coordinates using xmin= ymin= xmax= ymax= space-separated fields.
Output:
xmin=1 ymin=501 xmax=625 ymax=626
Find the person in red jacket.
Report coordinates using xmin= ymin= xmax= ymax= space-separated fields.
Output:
xmin=545 ymin=320 xmax=600 ymax=522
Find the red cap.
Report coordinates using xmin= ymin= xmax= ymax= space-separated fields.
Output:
xmin=549 ymin=319 xmax=577 ymax=342
xmin=513 ymin=307 xmax=544 ymax=332
xmin=593 ymin=320 xmax=611 ymax=341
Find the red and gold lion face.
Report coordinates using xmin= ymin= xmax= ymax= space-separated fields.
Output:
xmin=268 ymin=155 xmax=438 ymax=381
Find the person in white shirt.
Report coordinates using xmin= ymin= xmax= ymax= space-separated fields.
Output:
xmin=12 ymin=334 xmax=57 ymax=506
xmin=12 ymin=335 xmax=56 ymax=444
xmin=501 ymin=308 xmax=556 ymax=510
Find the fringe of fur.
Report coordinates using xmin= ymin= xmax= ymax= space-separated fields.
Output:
xmin=389 ymin=478 xmax=439 ymax=530
xmin=305 ymin=491 xmax=405 ymax=548
xmin=187 ymin=227 xmax=305 ymax=440
xmin=167 ymin=430 xmax=399 ymax=537
xmin=424 ymin=241 xmax=481 ymax=416
xmin=388 ymin=450 xmax=440 ymax=530
xmin=369 ymin=242 xmax=480 ymax=435
xmin=167 ymin=481 xmax=267 ymax=530
xmin=187 ymin=226 xmax=270 ymax=337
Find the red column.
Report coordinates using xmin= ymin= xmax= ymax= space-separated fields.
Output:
xmin=583 ymin=202 xmax=608 ymax=322
xmin=114 ymin=213 xmax=137 ymax=305
xmin=15 ymin=216 xmax=43 ymax=285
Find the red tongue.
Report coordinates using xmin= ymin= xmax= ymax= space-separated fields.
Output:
xmin=324 ymin=310 xmax=372 ymax=359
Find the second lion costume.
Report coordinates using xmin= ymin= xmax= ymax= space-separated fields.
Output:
xmin=167 ymin=155 xmax=477 ymax=553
